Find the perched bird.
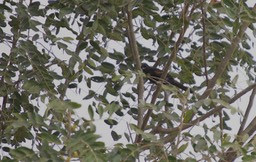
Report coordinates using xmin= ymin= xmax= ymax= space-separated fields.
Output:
xmin=141 ymin=63 xmax=192 ymax=92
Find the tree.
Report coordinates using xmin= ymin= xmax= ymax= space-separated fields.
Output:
xmin=0 ymin=0 xmax=256 ymax=161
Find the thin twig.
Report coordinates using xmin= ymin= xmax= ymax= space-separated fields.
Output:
xmin=238 ymin=87 xmax=256 ymax=135
xmin=201 ymin=1 xmax=209 ymax=86
xmin=126 ymin=122 xmax=134 ymax=143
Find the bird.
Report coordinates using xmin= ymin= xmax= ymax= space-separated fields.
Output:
xmin=141 ymin=63 xmax=192 ymax=92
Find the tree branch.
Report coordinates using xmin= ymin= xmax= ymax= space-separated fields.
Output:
xmin=135 ymin=2 xmax=191 ymax=143
xmin=125 ymin=4 xmax=144 ymax=130
xmin=185 ymin=4 xmax=256 ymax=124
xmin=220 ymin=116 xmax=256 ymax=162
xmin=199 ymin=12 xmax=255 ymax=100
xmin=201 ymin=1 xmax=209 ymax=86
xmin=238 ymin=87 xmax=256 ymax=135
xmin=220 ymin=86 xmax=256 ymax=162
xmin=154 ymin=83 xmax=256 ymax=134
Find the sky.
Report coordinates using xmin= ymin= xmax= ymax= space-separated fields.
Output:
xmin=1 ymin=0 xmax=256 ymax=160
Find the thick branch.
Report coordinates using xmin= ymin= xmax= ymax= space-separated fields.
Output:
xmin=125 ymin=5 xmax=144 ymax=129
xmin=154 ymin=83 xmax=256 ymax=134
xmin=199 ymin=17 xmax=254 ymax=100
xmin=184 ymin=4 xmax=256 ymax=125
xmin=216 ymin=6 xmax=256 ymax=162
xmin=135 ymin=2 xmax=191 ymax=143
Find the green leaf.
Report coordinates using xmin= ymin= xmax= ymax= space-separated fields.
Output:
xmin=88 ymin=105 xmax=94 ymax=120
xmin=130 ymin=108 xmax=138 ymax=115
xmin=22 ymin=80 xmax=41 ymax=94
xmin=90 ymin=40 xmax=100 ymax=50
xmin=2 ymin=147 xmax=10 ymax=153
xmin=57 ymin=42 xmax=68 ymax=49
xmin=96 ymin=23 xmax=106 ymax=35
xmin=124 ymin=132 xmax=130 ymax=142
xmin=109 ymin=32 xmax=123 ymax=41
xmin=67 ymin=131 xmax=106 ymax=161
xmin=141 ymin=27 xmax=150 ymax=40
xmin=203 ymin=99 xmax=212 ymax=106
xmin=32 ymin=34 xmax=39 ymax=41
xmin=130 ymin=124 xmax=157 ymax=141
xmin=213 ymin=129 xmax=221 ymax=142
xmin=212 ymin=99 xmax=235 ymax=110
xmin=99 ymin=47 xmax=109 ymax=58
xmin=59 ymin=7 xmax=73 ymax=18
xmin=10 ymin=147 xmax=37 ymax=161
xmin=183 ymin=109 xmax=194 ymax=123
xmin=106 ymin=102 xmax=121 ymax=117
xmin=47 ymin=99 xmax=80 ymax=113
xmin=242 ymin=41 xmax=251 ymax=50
xmin=144 ymin=16 xmax=155 ymax=28
xmin=168 ymin=156 xmax=177 ymax=161
xmin=122 ymin=92 xmax=136 ymax=101
xmin=120 ymin=98 xmax=130 ymax=109
xmin=209 ymin=33 xmax=223 ymax=40
xmin=109 ymin=50 xmax=125 ymax=61
xmin=177 ymin=143 xmax=188 ymax=154
xmin=63 ymin=36 xmax=74 ymax=42
xmin=84 ymin=66 xmax=94 ymax=75
xmin=87 ymin=58 xmax=96 ymax=68
xmin=27 ymin=112 xmax=45 ymax=128
xmin=195 ymin=138 xmax=208 ymax=152
xmin=67 ymin=101 xmax=81 ymax=109
xmin=241 ymin=3 xmax=256 ymax=22
xmin=99 ymin=62 xmax=115 ymax=73
xmin=112 ymin=75 xmax=122 ymax=82
xmin=11 ymin=114 xmax=28 ymax=128
xmin=87 ymin=77 xmax=92 ymax=88
xmin=111 ymin=130 xmax=121 ymax=141
xmin=91 ymin=76 xmax=105 ymax=82
xmin=105 ymin=85 xmax=118 ymax=96
xmin=222 ymin=0 xmax=234 ymax=8
xmin=164 ymin=112 xmax=180 ymax=122
xmin=138 ymin=100 xmax=157 ymax=111
xmin=83 ymin=90 xmax=96 ymax=100
xmin=28 ymin=2 xmax=43 ymax=16
xmin=230 ymin=74 xmax=238 ymax=87
xmin=221 ymin=0 xmax=236 ymax=19
xmin=104 ymin=119 xmax=118 ymax=127
xmin=92 ymin=20 xmax=98 ymax=30
xmin=97 ymin=105 xmax=104 ymax=118
xmin=77 ymin=41 xmax=88 ymax=52
xmin=0 ymin=3 xmax=12 ymax=12
xmin=68 ymin=83 xmax=77 ymax=88
xmin=37 ymin=132 xmax=61 ymax=144
xmin=233 ymin=18 xmax=239 ymax=34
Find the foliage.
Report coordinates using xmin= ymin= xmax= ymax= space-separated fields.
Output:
xmin=0 ymin=0 xmax=256 ymax=161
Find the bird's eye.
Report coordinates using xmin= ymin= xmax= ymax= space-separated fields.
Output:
xmin=141 ymin=63 xmax=148 ymax=69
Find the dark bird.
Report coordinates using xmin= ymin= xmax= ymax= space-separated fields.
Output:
xmin=141 ymin=63 xmax=192 ymax=92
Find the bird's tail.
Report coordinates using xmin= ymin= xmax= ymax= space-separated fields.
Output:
xmin=166 ymin=76 xmax=193 ymax=93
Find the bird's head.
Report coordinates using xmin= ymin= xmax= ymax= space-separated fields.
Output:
xmin=141 ymin=63 xmax=152 ymax=74
xmin=141 ymin=63 xmax=150 ymax=70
